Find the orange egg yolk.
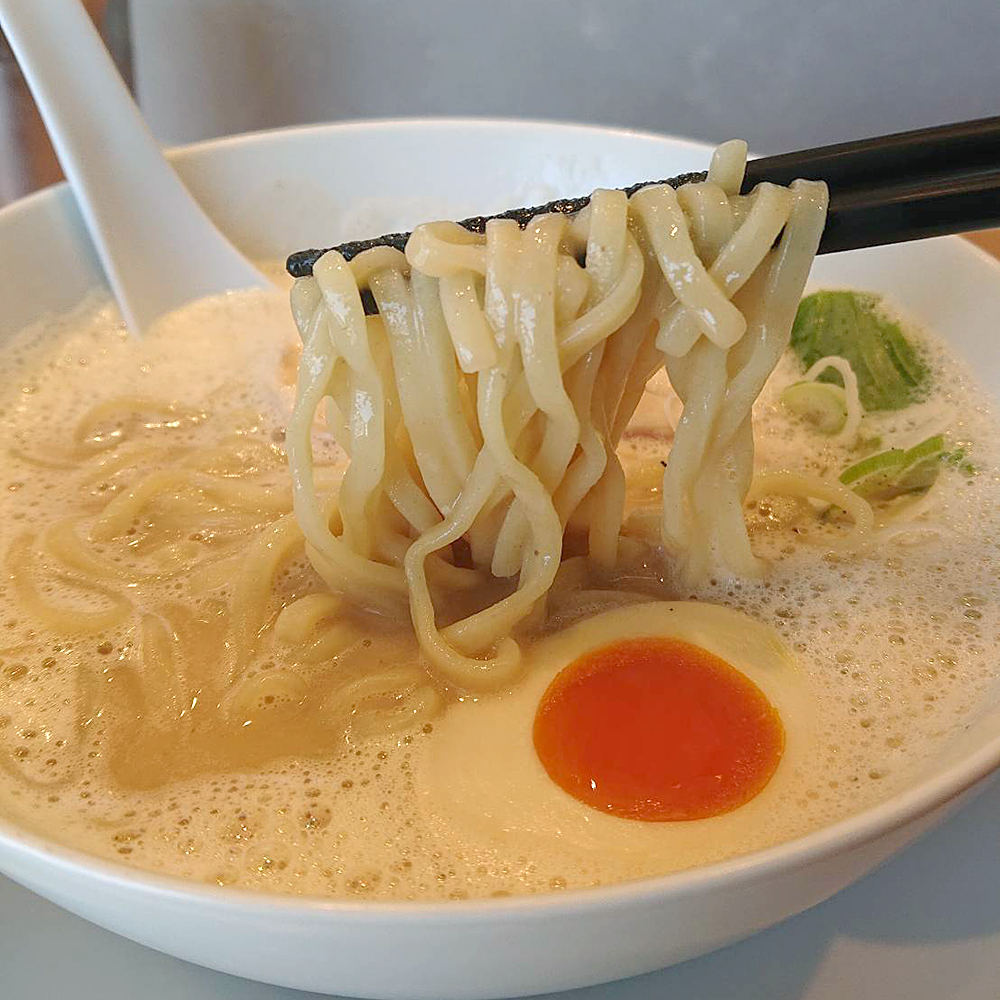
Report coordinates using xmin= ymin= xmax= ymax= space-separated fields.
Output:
xmin=532 ymin=636 xmax=785 ymax=822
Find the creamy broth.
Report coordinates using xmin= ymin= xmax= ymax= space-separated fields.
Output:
xmin=0 ymin=287 xmax=997 ymax=899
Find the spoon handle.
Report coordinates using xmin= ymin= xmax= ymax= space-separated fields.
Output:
xmin=0 ymin=0 xmax=268 ymax=334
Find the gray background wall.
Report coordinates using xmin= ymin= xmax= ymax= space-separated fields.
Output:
xmin=129 ymin=0 xmax=999 ymax=154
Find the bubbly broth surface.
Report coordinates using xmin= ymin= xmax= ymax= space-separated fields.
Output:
xmin=0 ymin=288 xmax=997 ymax=899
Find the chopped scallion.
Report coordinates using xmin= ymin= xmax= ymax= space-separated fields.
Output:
xmin=780 ymin=380 xmax=848 ymax=434
xmin=840 ymin=434 xmax=953 ymax=501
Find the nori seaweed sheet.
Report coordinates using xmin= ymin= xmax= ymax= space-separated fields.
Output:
xmin=285 ymin=170 xmax=709 ymax=277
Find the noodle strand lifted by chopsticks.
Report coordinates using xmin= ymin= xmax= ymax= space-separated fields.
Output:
xmin=285 ymin=141 xmax=831 ymax=686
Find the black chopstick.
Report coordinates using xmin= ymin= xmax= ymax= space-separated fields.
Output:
xmin=286 ymin=116 xmax=1000 ymax=278
xmin=285 ymin=172 xmax=709 ymax=276
xmin=818 ymin=165 xmax=1000 ymax=254
xmin=746 ymin=115 xmax=1000 ymax=254
xmin=742 ymin=115 xmax=1000 ymax=191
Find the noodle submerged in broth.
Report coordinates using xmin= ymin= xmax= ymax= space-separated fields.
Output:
xmin=0 ymin=144 xmax=998 ymax=899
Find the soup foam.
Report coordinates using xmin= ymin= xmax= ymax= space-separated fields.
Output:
xmin=0 ymin=288 xmax=997 ymax=900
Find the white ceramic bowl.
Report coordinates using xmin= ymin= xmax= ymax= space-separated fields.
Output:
xmin=0 ymin=120 xmax=998 ymax=1000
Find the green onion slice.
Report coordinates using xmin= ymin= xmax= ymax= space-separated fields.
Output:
xmin=840 ymin=434 xmax=947 ymax=500
xmin=780 ymin=381 xmax=848 ymax=434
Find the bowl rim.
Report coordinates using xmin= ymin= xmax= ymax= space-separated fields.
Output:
xmin=1 ymin=116 xmax=999 ymax=921
xmin=159 ymin=113 xmax=719 ymax=165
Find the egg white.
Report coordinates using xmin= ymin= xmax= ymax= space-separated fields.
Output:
xmin=416 ymin=602 xmax=816 ymax=876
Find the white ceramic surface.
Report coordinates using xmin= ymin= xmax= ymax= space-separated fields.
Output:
xmin=0 ymin=0 xmax=267 ymax=335
xmin=0 ymin=120 xmax=998 ymax=1000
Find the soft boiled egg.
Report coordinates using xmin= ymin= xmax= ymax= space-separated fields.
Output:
xmin=415 ymin=602 xmax=815 ymax=879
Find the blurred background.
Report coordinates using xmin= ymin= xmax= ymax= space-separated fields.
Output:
xmin=2 ymin=0 xmax=999 ymax=255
